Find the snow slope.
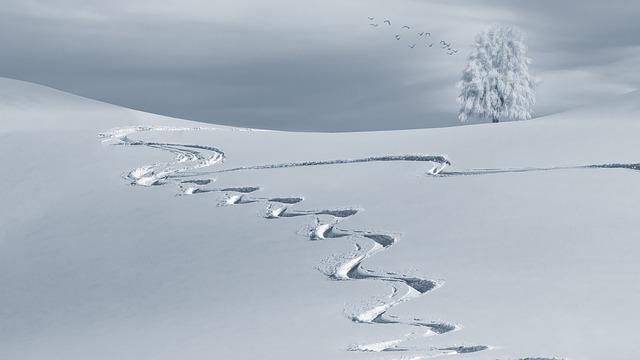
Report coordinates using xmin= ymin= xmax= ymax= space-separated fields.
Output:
xmin=2 ymin=77 xmax=640 ymax=360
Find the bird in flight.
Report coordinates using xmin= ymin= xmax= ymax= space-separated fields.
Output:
xmin=440 ymin=40 xmax=452 ymax=49
xmin=402 ymin=25 xmax=411 ymax=29
xmin=384 ymin=19 xmax=391 ymax=25
xmin=427 ymin=43 xmax=433 ymax=47
xmin=395 ymin=34 xmax=401 ymax=40
xmin=409 ymin=44 xmax=416 ymax=48
xmin=425 ymin=32 xmax=431 ymax=37
xmin=418 ymin=32 xmax=425 ymax=36
xmin=368 ymin=16 xmax=375 ymax=20
xmin=369 ymin=23 xmax=379 ymax=27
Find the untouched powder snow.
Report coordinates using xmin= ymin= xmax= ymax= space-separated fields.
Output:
xmin=2 ymin=77 xmax=640 ymax=360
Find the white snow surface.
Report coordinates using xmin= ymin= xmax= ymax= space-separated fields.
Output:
xmin=2 ymin=77 xmax=640 ymax=360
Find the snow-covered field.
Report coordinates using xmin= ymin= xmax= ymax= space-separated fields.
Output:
xmin=2 ymin=77 xmax=640 ymax=360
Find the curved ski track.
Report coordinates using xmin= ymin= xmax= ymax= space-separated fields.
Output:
xmin=99 ymin=125 xmax=571 ymax=359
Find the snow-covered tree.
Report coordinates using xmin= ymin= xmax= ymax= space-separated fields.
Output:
xmin=457 ymin=25 xmax=536 ymax=123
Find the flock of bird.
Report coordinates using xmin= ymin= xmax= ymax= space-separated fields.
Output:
xmin=367 ymin=17 xmax=459 ymax=55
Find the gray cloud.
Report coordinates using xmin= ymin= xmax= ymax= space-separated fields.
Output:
xmin=1 ymin=0 xmax=638 ymax=131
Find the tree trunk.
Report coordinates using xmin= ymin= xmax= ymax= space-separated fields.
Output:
xmin=492 ymin=116 xmax=499 ymax=123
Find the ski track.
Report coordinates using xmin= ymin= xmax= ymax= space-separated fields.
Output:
xmin=181 ymin=179 xmax=213 ymax=185
xmin=98 ymin=126 xmax=226 ymax=186
xmin=208 ymin=155 xmax=452 ymax=175
xmin=98 ymin=125 xmax=573 ymax=359
xmin=436 ymin=162 xmax=640 ymax=177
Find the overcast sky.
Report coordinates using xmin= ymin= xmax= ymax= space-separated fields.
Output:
xmin=1 ymin=0 xmax=639 ymax=131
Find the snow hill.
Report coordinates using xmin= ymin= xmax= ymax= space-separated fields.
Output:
xmin=2 ymin=77 xmax=639 ymax=360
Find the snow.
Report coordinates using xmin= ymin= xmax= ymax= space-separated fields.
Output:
xmin=348 ymin=336 xmax=407 ymax=352
xmin=2 ymin=77 xmax=640 ymax=360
